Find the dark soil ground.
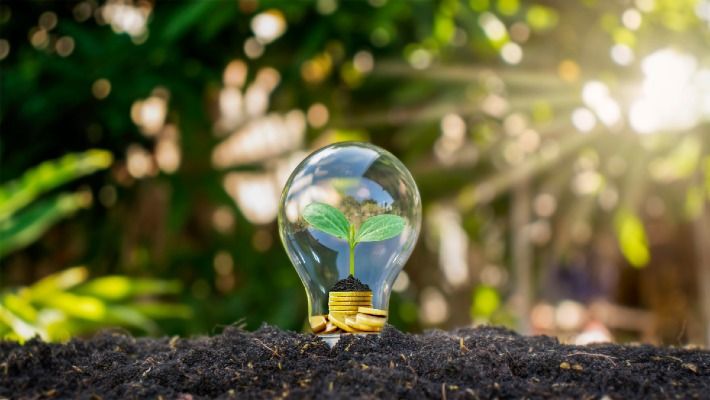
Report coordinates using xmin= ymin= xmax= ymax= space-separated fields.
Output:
xmin=1 ymin=325 xmax=708 ymax=400
xmin=330 ymin=275 xmax=370 ymax=292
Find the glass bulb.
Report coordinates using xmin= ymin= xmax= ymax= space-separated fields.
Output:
xmin=278 ymin=142 xmax=421 ymax=335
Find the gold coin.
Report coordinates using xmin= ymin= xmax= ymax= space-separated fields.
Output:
xmin=329 ymin=306 xmax=360 ymax=312
xmin=329 ymin=305 xmax=371 ymax=309
xmin=329 ymin=298 xmax=371 ymax=303
xmin=322 ymin=322 xmax=338 ymax=334
xmin=357 ymin=307 xmax=388 ymax=317
xmin=329 ymin=291 xmax=372 ymax=297
xmin=356 ymin=323 xmax=382 ymax=332
xmin=328 ymin=313 xmax=356 ymax=333
xmin=345 ymin=316 xmax=381 ymax=332
xmin=309 ymin=315 xmax=327 ymax=332
xmin=356 ymin=313 xmax=386 ymax=327
xmin=329 ymin=298 xmax=371 ymax=302
xmin=328 ymin=311 xmax=357 ymax=319
xmin=329 ymin=296 xmax=371 ymax=301
xmin=329 ymin=300 xmax=372 ymax=305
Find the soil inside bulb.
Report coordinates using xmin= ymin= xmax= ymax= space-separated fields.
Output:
xmin=329 ymin=275 xmax=371 ymax=292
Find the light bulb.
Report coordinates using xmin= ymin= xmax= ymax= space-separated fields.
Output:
xmin=278 ymin=142 xmax=421 ymax=338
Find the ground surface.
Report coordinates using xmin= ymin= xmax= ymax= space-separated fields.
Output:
xmin=1 ymin=325 xmax=709 ymax=399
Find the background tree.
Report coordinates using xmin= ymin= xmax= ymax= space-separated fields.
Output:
xmin=1 ymin=0 xmax=709 ymax=345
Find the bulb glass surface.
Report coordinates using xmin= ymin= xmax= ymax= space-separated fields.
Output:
xmin=278 ymin=142 xmax=421 ymax=325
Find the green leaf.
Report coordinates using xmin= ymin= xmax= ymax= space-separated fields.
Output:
xmin=161 ymin=1 xmax=217 ymax=42
xmin=0 ymin=306 xmax=46 ymax=342
xmin=614 ymin=209 xmax=650 ymax=268
xmin=356 ymin=214 xmax=406 ymax=243
xmin=35 ymin=292 xmax=106 ymax=321
xmin=0 ymin=192 xmax=92 ymax=258
xmin=0 ymin=149 xmax=112 ymax=221
xmin=471 ymin=285 xmax=501 ymax=318
xmin=28 ymin=267 xmax=89 ymax=299
xmin=302 ymin=202 xmax=350 ymax=240
xmin=76 ymin=276 xmax=182 ymax=301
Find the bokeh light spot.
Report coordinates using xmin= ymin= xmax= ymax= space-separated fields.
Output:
xmin=307 ymin=103 xmax=329 ymax=128
xmin=0 ymin=39 xmax=9 ymax=60
xmin=558 ymin=59 xmax=580 ymax=82
xmin=250 ymin=9 xmax=286 ymax=44
xmin=501 ymin=42 xmax=523 ymax=64
xmin=56 ymin=36 xmax=75 ymax=57
xmin=91 ymin=79 xmax=111 ymax=100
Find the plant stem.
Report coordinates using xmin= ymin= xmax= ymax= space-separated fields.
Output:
xmin=349 ymin=242 xmax=355 ymax=276
xmin=349 ymin=225 xmax=356 ymax=276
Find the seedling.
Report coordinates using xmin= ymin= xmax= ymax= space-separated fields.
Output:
xmin=302 ymin=202 xmax=405 ymax=277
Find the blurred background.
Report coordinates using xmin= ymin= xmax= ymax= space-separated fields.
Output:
xmin=1 ymin=0 xmax=709 ymax=346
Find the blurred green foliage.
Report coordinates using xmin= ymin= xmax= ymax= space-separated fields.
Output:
xmin=1 ymin=0 xmax=709 ymax=343
xmin=0 ymin=150 xmax=112 ymax=256
xmin=0 ymin=151 xmax=188 ymax=341
xmin=1 ymin=266 xmax=189 ymax=342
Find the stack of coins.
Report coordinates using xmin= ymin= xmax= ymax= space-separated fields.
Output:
xmin=309 ymin=292 xmax=389 ymax=334
xmin=328 ymin=291 xmax=372 ymax=315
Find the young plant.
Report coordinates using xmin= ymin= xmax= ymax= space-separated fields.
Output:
xmin=302 ymin=202 xmax=405 ymax=277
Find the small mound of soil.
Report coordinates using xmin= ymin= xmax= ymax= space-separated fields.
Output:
xmin=330 ymin=275 xmax=370 ymax=292
xmin=2 ymin=325 xmax=709 ymax=399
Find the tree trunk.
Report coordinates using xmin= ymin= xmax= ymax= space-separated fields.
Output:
xmin=692 ymin=191 xmax=710 ymax=347
xmin=512 ymin=181 xmax=532 ymax=334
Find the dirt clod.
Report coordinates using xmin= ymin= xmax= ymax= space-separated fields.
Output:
xmin=329 ymin=275 xmax=370 ymax=292
xmin=1 ymin=325 xmax=709 ymax=399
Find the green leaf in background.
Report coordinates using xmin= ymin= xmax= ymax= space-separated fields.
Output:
xmin=0 ymin=305 xmax=44 ymax=341
xmin=0 ymin=192 xmax=92 ymax=258
xmin=302 ymin=202 xmax=350 ymax=240
xmin=0 ymin=149 xmax=112 ymax=222
xmin=36 ymin=292 xmax=107 ymax=321
xmin=27 ymin=266 xmax=89 ymax=298
xmin=356 ymin=214 xmax=406 ymax=242
xmin=0 ymin=266 xmax=190 ymax=342
xmin=160 ymin=1 xmax=217 ymax=41
xmin=614 ymin=209 xmax=650 ymax=268
xmin=470 ymin=285 xmax=501 ymax=318
xmin=76 ymin=276 xmax=183 ymax=301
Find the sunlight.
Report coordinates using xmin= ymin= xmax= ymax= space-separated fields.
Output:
xmin=630 ymin=48 xmax=710 ymax=134
xmin=582 ymin=81 xmax=622 ymax=128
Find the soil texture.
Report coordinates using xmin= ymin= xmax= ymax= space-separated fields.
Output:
xmin=1 ymin=325 xmax=709 ymax=399
xmin=330 ymin=275 xmax=370 ymax=292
